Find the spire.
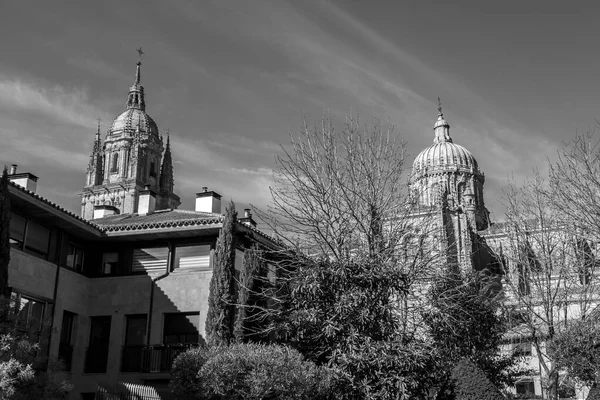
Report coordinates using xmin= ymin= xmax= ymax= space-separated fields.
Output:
xmin=93 ymin=118 xmax=102 ymax=153
xmin=433 ymin=97 xmax=452 ymax=144
xmin=159 ymin=131 xmax=174 ymax=194
xmin=125 ymin=49 xmax=146 ymax=111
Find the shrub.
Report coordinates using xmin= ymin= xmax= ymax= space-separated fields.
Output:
xmin=171 ymin=343 xmax=334 ymax=400
xmin=170 ymin=347 xmax=209 ymax=400
xmin=199 ymin=343 xmax=333 ymax=400
xmin=451 ymin=358 xmax=505 ymax=400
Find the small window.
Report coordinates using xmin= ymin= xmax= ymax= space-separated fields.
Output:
xmin=174 ymin=245 xmax=210 ymax=270
xmin=12 ymin=293 xmax=45 ymax=341
xmin=515 ymin=380 xmax=535 ymax=395
xmin=149 ymin=161 xmax=156 ymax=178
xmin=513 ymin=342 xmax=532 ymax=357
xmin=163 ymin=313 xmax=199 ymax=344
xmin=110 ymin=153 xmax=119 ymax=173
xmin=24 ymin=220 xmax=50 ymax=258
xmin=102 ymin=252 xmax=119 ymax=275
xmin=125 ymin=314 xmax=147 ymax=346
xmin=133 ymin=247 xmax=168 ymax=273
xmin=66 ymin=243 xmax=85 ymax=272
xmin=9 ymin=212 xmax=26 ymax=249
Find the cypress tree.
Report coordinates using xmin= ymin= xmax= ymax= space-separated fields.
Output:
xmin=0 ymin=167 xmax=10 ymax=298
xmin=233 ymin=246 xmax=262 ymax=342
xmin=205 ymin=200 xmax=237 ymax=346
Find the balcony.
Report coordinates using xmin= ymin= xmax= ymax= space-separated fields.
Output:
xmin=58 ymin=343 xmax=73 ymax=371
xmin=121 ymin=344 xmax=192 ymax=373
xmin=84 ymin=344 xmax=109 ymax=373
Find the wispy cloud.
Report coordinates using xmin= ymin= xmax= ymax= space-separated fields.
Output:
xmin=0 ymin=77 xmax=105 ymax=128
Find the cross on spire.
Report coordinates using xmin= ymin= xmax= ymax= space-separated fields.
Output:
xmin=437 ymin=97 xmax=443 ymax=117
xmin=136 ymin=47 xmax=144 ymax=62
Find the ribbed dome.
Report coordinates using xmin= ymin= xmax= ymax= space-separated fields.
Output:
xmin=412 ymin=101 xmax=479 ymax=175
xmin=109 ymin=108 xmax=159 ymax=137
xmin=412 ymin=141 xmax=478 ymax=174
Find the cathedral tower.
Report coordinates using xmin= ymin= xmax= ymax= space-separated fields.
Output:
xmin=80 ymin=58 xmax=181 ymax=219
xmin=410 ymin=100 xmax=491 ymax=273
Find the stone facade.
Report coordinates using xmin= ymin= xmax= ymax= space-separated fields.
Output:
xmin=81 ymin=61 xmax=180 ymax=219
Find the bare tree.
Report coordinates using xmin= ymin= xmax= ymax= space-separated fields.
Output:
xmin=499 ymin=170 xmax=600 ymax=400
xmin=261 ymin=114 xmax=413 ymax=263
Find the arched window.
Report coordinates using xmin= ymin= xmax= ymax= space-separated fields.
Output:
xmin=111 ymin=153 xmax=119 ymax=173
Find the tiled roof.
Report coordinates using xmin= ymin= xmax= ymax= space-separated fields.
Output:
xmin=94 ymin=209 xmax=223 ymax=232
xmin=8 ymin=181 xmax=102 ymax=231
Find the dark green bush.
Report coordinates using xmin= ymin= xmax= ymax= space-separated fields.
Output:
xmin=451 ymin=358 xmax=505 ymax=400
xmin=170 ymin=343 xmax=333 ymax=400
xmin=170 ymin=347 xmax=209 ymax=400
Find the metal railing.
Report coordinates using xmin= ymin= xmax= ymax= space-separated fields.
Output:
xmin=121 ymin=344 xmax=191 ymax=373
xmin=84 ymin=344 xmax=109 ymax=373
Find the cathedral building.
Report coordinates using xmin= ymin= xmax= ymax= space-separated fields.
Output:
xmin=81 ymin=60 xmax=180 ymax=220
xmin=409 ymin=101 xmax=499 ymax=278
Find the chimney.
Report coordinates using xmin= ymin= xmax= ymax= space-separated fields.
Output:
xmin=93 ymin=204 xmax=119 ymax=219
xmin=138 ymin=186 xmax=156 ymax=215
xmin=8 ymin=165 xmax=38 ymax=193
xmin=195 ymin=187 xmax=222 ymax=213
xmin=239 ymin=208 xmax=257 ymax=228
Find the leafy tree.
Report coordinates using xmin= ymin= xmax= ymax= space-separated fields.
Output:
xmin=451 ymin=358 xmax=505 ymax=400
xmin=206 ymin=201 xmax=238 ymax=346
xmin=550 ymin=315 xmax=600 ymax=394
xmin=424 ymin=270 xmax=521 ymax=398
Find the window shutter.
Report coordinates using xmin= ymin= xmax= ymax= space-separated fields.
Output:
xmin=175 ymin=245 xmax=210 ymax=269
xmin=132 ymin=248 xmax=168 ymax=272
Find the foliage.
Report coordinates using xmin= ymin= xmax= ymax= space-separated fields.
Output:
xmin=206 ymin=201 xmax=238 ymax=346
xmin=551 ymin=315 xmax=600 ymax=386
xmin=330 ymin=337 xmax=438 ymax=400
xmin=273 ymin=257 xmax=409 ymax=363
xmin=170 ymin=347 xmax=210 ymax=400
xmin=233 ymin=247 xmax=262 ymax=342
xmin=424 ymin=271 xmax=521 ymax=397
xmin=451 ymin=358 xmax=505 ymax=400
xmin=170 ymin=343 xmax=333 ymax=400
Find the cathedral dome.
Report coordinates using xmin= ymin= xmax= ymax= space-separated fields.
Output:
xmin=412 ymin=105 xmax=479 ymax=177
xmin=412 ymin=141 xmax=478 ymax=175
xmin=109 ymin=108 xmax=159 ymax=137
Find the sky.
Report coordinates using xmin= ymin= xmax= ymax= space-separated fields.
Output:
xmin=1 ymin=0 xmax=599 ymax=223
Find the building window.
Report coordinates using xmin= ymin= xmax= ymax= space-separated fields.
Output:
xmin=515 ymin=380 xmax=535 ymax=395
xmin=174 ymin=245 xmax=210 ymax=270
xmin=163 ymin=313 xmax=200 ymax=345
xmin=513 ymin=342 xmax=532 ymax=357
xmin=149 ymin=161 xmax=156 ymax=178
xmin=65 ymin=243 xmax=85 ymax=272
xmin=23 ymin=220 xmax=50 ymax=258
xmin=125 ymin=314 xmax=147 ymax=346
xmin=9 ymin=212 xmax=26 ymax=249
xmin=59 ymin=311 xmax=76 ymax=371
xmin=132 ymin=247 xmax=168 ymax=273
xmin=102 ymin=252 xmax=119 ymax=275
xmin=85 ymin=316 xmax=111 ymax=373
xmin=110 ymin=153 xmax=119 ymax=173
xmin=12 ymin=292 xmax=45 ymax=342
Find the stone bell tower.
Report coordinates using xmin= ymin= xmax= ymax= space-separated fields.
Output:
xmin=80 ymin=55 xmax=180 ymax=219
